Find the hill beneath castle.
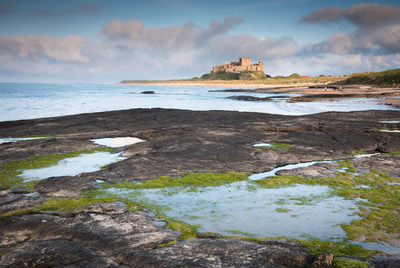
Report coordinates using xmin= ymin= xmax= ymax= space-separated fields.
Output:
xmin=121 ymin=68 xmax=400 ymax=87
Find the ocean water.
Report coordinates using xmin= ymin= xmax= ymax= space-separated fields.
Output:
xmin=0 ymin=82 xmax=397 ymax=122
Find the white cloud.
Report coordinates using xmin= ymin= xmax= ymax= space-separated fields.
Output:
xmin=0 ymin=34 xmax=91 ymax=62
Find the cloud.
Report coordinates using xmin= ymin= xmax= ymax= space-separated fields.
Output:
xmin=0 ymin=4 xmax=11 ymax=14
xmin=0 ymin=35 xmax=91 ymax=62
xmin=305 ymin=22 xmax=400 ymax=56
xmin=101 ymin=17 xmax=243 ymax=51
xmin=302 ymin=7 xmax=344 ymax=24
xmin=307 ymin=33 xmax=354 ymax=55
xmin=207 ymin=35 xmax=300 ymax=59
xmin=303 ymin=4 xmax=400 ymax=56
xmin=28 ymin=4 xmax=99 ymax=17
xmin=344 ymin=4 xmax=400 ymax=27
xmin=302 ymin=3 xmax=400 ymax=27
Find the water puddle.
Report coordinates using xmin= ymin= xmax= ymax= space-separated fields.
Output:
xmin=91 ymin=137 xmax=145 ymax=147
xmin=0 ymin=137 xmax=48 ymax=144
xmin=105 ymin=183 xmax=360 ymax=240
xmin=354 ymin=153 xmax=380 ymax=159
xmin=252 ymin=143 xmax=273 ymax=148
xmin=21 ymin=152 xmax=126 ymax=182
xmin=379 ymin=121 xmax=400 ymax=124
xmin=248 ymin=161 xmax=330 ymax=180
xmin=379 ymin=130 xmax=400 ymax=133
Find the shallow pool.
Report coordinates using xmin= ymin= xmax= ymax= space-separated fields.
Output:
xmin=21 ymin=152 xmax=126 ymax=181
xmin=91 ymin=137 xmax=145 ymax=147
xmin=0 ymin=137 xmax=47 ymax=144
xmin=106 ymin=182 xmax=360 ymax=240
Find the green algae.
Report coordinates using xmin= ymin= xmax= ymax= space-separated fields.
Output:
xmin=102 ymin=172 xmax=248 ymax=190
xmin=227 ymin=230 xmax=256 ymax=237
xmin=161 ymin=217 xmax=199 ymax=240
xmin=37 ymin=196 xmax=126 ymax=212
xmin=156 ymin=239 xmax=178 ymax=248
xmin=344 ymin=151 xmax=366 ymax=156
xmin=0 ymin=171 xmax=24 ymax=189
xmin=332 ymin=257 xmax=369 ymax=268
xmin=270 ymin=142 xmax=292 ymax=149
xmin=338 ymin=185 xmax=400 ymax=243
xmin=275 ymin=208 xmax=291 ymax=213
xmin=298 ymin=240 xmax=380 ymax=259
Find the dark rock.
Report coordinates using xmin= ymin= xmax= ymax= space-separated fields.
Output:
xmin=289 ymin=92 xmax=400 ymax=103
xmin=34 ymin=176 xmax=97 ymax=197
xmin=196 ymin=232 xmax=222 ymax=239
xmin=370 ymin=255 xmax=400 ymax=268
xmin=353 ymin=154 xmax=400 ymax=176
xmin=0 ymin=203 xmax=178 ymax=266
xmin=0 ymin=191 xmax=45 ymax=215
xmin=124 ymin=239 xmax=313 ymax=267
xmin=1 ymin=239 xmax=120 ymax=267
xmin=228 ymin=95 xmax=273 ymax=101
xmin=10 ymin=188 xmax=31 ymax=195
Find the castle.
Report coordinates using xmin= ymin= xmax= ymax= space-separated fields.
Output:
xmin=212 ymin=57 xmax=263 ymax=73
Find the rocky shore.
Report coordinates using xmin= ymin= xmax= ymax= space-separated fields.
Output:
xmin=1 ymin=108 xmax=400 ymax=267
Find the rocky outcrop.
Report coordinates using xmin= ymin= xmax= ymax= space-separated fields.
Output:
xmin=228 ymin=95 xmax=273 ymax=101
xmin=125 ymin=239 xmax=314 ymax=268
xmin=1 ymin=108 xmax=400 ymax=267
xmin=0 ymin=203 xmax=178 ymax=267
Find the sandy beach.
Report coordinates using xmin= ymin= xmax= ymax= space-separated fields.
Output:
xmin=122 ymin=81 xmax=317 ymax=88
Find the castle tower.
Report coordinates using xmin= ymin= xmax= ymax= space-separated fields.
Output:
xmin=257 ymin=61 xmax=263 ymax=72
xmin=239 ymin=57 xmax=251 ymax=67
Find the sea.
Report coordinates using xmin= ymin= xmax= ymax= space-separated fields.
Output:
xmin=0 ymin=82 xmax=398 ymax=122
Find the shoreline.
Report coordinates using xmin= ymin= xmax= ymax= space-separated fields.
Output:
xmin=120 ymin=81 xmax=327 ymax=88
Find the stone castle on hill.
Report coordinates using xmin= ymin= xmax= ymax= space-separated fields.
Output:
xmin=212 ymin=57 xmax=263 ymax=73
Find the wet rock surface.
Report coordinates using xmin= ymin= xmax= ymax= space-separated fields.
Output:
xmin=1 ymin=108 xmax=400 ymax=267
xmin=125 ymin=239 xmax=313 ymax=268
xmin=354 ymin=154 xmax=400 ymax=176
xmin=0 ymin=190 xmax=45 ymax=215
xmin=0 ymin=203 xmax=178 ymax=267
xmin=276 ymin=162 xmax=340 ymax=178
xmin=34 ymin=175 xmax=97 ymax=197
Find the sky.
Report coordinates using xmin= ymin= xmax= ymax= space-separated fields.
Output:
xmin=0 ymin=0 xmax=400 ymax=83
